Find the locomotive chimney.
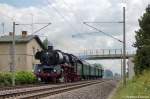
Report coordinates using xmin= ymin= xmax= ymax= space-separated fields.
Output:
xmin=22 ymin=31 xmax=27 ymax=37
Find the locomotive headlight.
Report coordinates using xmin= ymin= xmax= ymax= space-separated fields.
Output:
xmin=53 ymin=69 xmax=56 ymax=72
xmin=38 ymin=77 xmax=41 ymax=81
xmin=38 ymin=69 xmax=41 ymax=72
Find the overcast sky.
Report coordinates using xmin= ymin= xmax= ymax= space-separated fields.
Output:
xmin=0 ymin=0 xmax=149 ymax=74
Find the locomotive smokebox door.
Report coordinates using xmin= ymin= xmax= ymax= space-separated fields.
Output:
xmin=48 ymin=46 xmax=53 ymax=51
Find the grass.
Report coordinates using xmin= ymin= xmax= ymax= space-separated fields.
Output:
xmin=112 ymin=70 xmax=150 ymax=99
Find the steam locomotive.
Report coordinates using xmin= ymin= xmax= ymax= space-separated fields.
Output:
xmin=34 ymin=46 xmax=103 ymax=83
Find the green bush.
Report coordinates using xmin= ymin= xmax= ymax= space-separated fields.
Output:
xmin=0 ymin=71 xmax=37 ymax=86
xmin=0 ymin=72 xmax=12 ymax=86
xmin=15 ymin=71 xmax=37 ymax=85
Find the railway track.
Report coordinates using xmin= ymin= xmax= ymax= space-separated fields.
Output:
xmin=0 ymin=79 xmax=106 ymax=99
xmin=0 ymin=80 xmax=88 ymax=92
xmin=0 ymin=84 xmax=50 ymax=91
xmin=0 ymin=79 xmax=95 ymax=93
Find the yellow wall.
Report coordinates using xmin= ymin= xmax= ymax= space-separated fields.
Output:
xmin=0 ymin=39 xmax=43 ymax=72
xmin=26 ymin=39 xmax=42 ymax=71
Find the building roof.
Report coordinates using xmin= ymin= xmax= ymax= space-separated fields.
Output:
xmin=0 ymin=35 xmax=45 ymax=49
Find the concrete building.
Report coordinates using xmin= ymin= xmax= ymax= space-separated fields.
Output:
xmin=0 ymin=31 xmax=45 ymax=72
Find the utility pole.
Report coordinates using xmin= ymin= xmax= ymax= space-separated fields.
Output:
xmin=123 ymin=6 xmax=126 ymax=86
xmin=31 ymin=13 xmax=34 ymax=34
xmin=121 ymin=49 xmax=123 ymax=79
xmin=10 ymin=21 xmax=51 ymax=86
xmin=1 ymin=22 xmax=4 ymax=34
xmin=74 ymin=6 xmax=126 ymax=86
xmin=12 ymin=22 xmax=16 ymax=86
xmin=121 ymin=58 xmax=123 ymax=78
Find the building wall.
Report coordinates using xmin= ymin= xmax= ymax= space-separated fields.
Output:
xmin=14 ymin=43 xmax=27 ymax=71
xmin=0 ymin=43 xmax=27 ymax=71
xmin=0 ymin=43 xmax=11 ymax=71
xmin=0 ymin=39 xmax=43 ymax=72
xmin=26 ymin=39 xmax=42 ymax=71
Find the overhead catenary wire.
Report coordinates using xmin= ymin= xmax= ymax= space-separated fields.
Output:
xmin=84 ymin=21 xmax=123 ymax=36
xmin=72 ymin=32 xmax=102 ymax=37
xmin=14 ymin=22 xmax=51 ymax=35
xmin=53 ymin=0 xmax=102 ymax=38
xmin=0 ymin=6 xmax=52 ymax=36
xmin=46 ymin=0 xmax=78 ymax=33
xmin=59 ymin=1 xmax=123 ymax=38
xmin=60 ymin=0 xmax=90 ymax=33
xmin=0 ymin=12 xmax=15 ymax=21
xmin=46 ymin=0 xmax=81 ymax=34
xmin=36 ymin=2 xmax=59 ymax=38
xmin=83 ymin=22 xmax=123 ymax=43
xmin=61 ymin=0 xmax=84 ymax=22
xmin=32 ymin=23 xmax=51 ymax=34
xmin=84 ymin=21 xmax=123 ymax=23
xmin=37 ymin=1 xmax=58 ymax=21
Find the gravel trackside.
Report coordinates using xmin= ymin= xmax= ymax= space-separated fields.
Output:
xmin=43 ymin=80 xmax=118 ymax=99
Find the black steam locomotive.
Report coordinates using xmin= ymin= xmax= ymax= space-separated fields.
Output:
xmin=34 ymin=46 xmax=103 ymax=83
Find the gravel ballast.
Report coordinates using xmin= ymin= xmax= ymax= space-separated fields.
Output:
xmin=44 ymin=80 xmax=118 ymax=99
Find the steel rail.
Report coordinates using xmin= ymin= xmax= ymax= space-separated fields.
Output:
xmin=0 ymin=79 xmax=104 ymax=99
xmin=17 ymin=80 xmax=106 ymax=99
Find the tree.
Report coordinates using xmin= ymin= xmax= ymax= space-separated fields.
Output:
xmin=134 ymin=4 xmax=150 ymax=75
xmin=43 ymin=38 xmax=48 ymax=49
